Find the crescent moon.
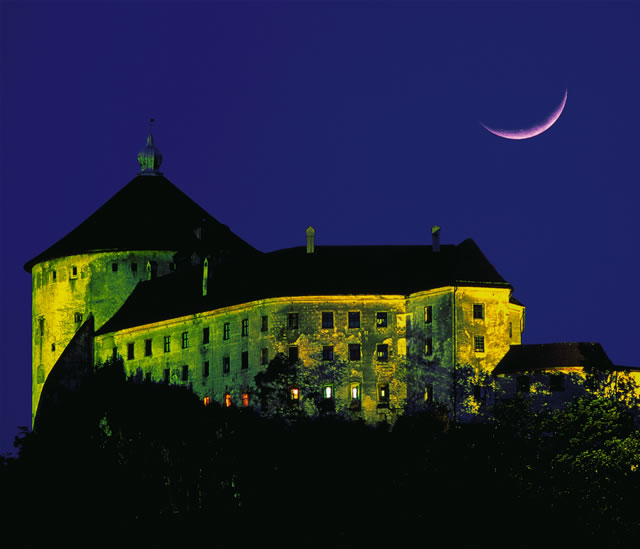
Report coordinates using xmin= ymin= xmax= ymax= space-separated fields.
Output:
xmin=481 ymin=89 xmax=567 ymax=140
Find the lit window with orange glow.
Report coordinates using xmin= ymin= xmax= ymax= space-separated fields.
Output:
xmin=291 ymin=387 xmax=300 ymax=400
xmin=242 ymin=393 xmax=249 ymax=407
xmin=224 ymin=393 xmax=232 ymax=407
xmin=203 ymin=396 xmax=211 ymax=406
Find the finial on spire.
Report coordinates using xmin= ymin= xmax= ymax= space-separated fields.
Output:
xmin=137 ymin=119 xmax=163 ymax=175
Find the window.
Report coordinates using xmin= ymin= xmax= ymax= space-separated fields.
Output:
xmin=348 ymin=311 xmax=360 ymax=329
xmin=424 ymin=305 xmax=432 ymax=324
xmin=223 ymin=322 xmax=230 ymax=340
xmin=203 ymin=327 xmax=210 ymax=344
xmin=349 ymin=344 xmax=361 ymax=361
xmin=51 ymin=343 xmax=56 ymax=352
xmin=322 ymin=346 xmax=334 ymax=361
xmin=261 ymin=315 xmax=268 ymax=332
xmin=38 ymin=318 xmax=45 ymax=337
xmin=203 ymin=361 xmax=210 ymax=377
xmin=376 ymin=344 xmax=388 ymax=361
xmin=163 ymin=368 xmax=170 ymax=383
xmin=261 ymin=348 xmax=269 ymax=365
xmin=224 ymin=393 xmax=232 ymax=407
xmin=242 ymin=318 xmax=248 ymax=337
xmin=182 ymin=331 xmax=189 ymax=349
xmin=52 ymin=270 xmax=57 ymax=282
xmin=112 ymin=263 xmax=118 ymax=272
xmin=474 ymin=336 xmax=485 ymax=353
xmin=378 ymin=383 xmax=390 ymax=403
xmin=241 ymin=350 xmax=249 ymax=370
xmin=242 ymin=393 xmax=249 ymax=407
xmin=164 ymin=335 xmax=171 ymax=353
xmin=70 ymin=266 xmax=78 ymax=279
xmin=322 ymin=312 xmax=334 ymax=329
xmin=203 ymin=396 xmax=211 ymax=406
xmin=288 ymin=313 xmax=299 ymax=330
xmin=289 ymin=346 xmax=299 ymax=362
xmin=290 ymin=388 xmax=300 ymax=401
xmin=74 ymin=312 xmax=83 ymax=323
xmin=145 ymin=372 xmax=151 ymax=383
xmin=144 ymin=338 xmax=152 ymax=357
xmin=425 ymin=337 xmax=433 ymax=356
xmin=376 ymin=312 xmax=388 ymax=328
xmin=323 ymin=386 xmax=333 ymax=399
xmin=350 ymin=383 xmax=361 ymax=400
xmin=473 ymin=304 xmax=484 ymax=320
xmin=127 ymin=343 xmax=135 ymax=360
xmin=112 ymin=347 xmax=117 ymax=360
xmin=509 ymin=322 xmax=513 ymax=339
xmin=181 ymin=365 xmax=189 ymax=381
xmin=131 ymin=262 xmax=137 ymax=274
xmin=37 ymin=365 xmax=45 ymax=384
xmin=425 ymin=383 xmax=434 ymax=403
xmin=550 ymin=374 xmax=565 ymax=392
xmin=516 ymin=375 xmax=530 ymax=393
xmin=223 ymin=356 xmax=230 ymax=374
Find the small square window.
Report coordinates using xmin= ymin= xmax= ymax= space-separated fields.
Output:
xmin=424 ymin=305 xmax=432 ymax=324
xmin=349 ymin=344 xmax=361 ymax=361
xmin=291 ymin=387 xmax=300 ymax=401
xmin=224 ymin=393 xmax=232 ymax=407
xmin=74 ymin=312 xmax=83 ymax=323
xmin=182 ymin=332 xmax=189 ymax=349
xmin=203 ymin=361 xmax=210 ymax=377
xmin=203 ymin=396 xmax=211 ymax=406
xmin=242 ymin=392 xmax=249 ymax=407
xmin=51 ymin=343 xmax=56 ymax=352
xmin=127 ymin=343 xmax=135 ymax=360
xmin=348 ymin=312 xmax=360 ymax=329
xmin=261 ymin=315 xmax=268 ymax=332
xmin=242 ymin=350 xmax=249 ymax=370
xmin=288 ymin=313 xmax=299 ymax=330
xmin=323 ymin=386 xmax=333 ymax=399
xmin=289 ymin=346 xmax=299 ymax=362
xmin=261 ymin=348 xmax=269 ymax=365
xmin=474 ymin=335 xmax=485 ymax=353
xmin=223 ymin=356 xmax=230 ymax=374
xmin=223 ymin=322 xmax=230 ymax=340
xmin=378 ymin=383 xmax=390 ymax=403
xmin=181 ymin=365 xmax=189 ymax=382
xmin=112 ymin=263 xmax=118 ymax=272
xmin=71 ymin=266 xmax=78 ymax=279
xmin=376 ymin=312 xmax=388 ymax=328
xmin=203 ymin=327 xmax=210 ymax=344
xmin=473 ymin=304 xmax=484 ymax=320
xmin=376 ymin=344 xmax=388 ymax=361
xmin=350 ymin=383 xmax=361 ymax=400
xmin=144 ymin=338 xmax=152 ymax=357
xmin=322 ymin=346 xmax=334 ymax=361
xmin=52 ymin=271 xmax=57 ymax=282
xmin=164 ymin=335 xmax=171 ymax=353
xmin=322 ymin=312 xmax=334 ymax=329
xmin=131 ymin=262 xmax=137 ymax=273
xmin=242 ymin=318 xmax=249 ymax=337
xmin=425 ymin=337 xmax=433 ymax=356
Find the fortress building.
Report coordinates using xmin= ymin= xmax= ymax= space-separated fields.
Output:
xmin=26 ymin=131 xmax=533 ymax=426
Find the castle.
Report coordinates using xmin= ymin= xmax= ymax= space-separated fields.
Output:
xmin=26 ymin=131 xmax=633 ymax=427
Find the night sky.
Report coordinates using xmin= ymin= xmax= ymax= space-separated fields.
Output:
xmin=1 ymin=1 xmax=639 ymax=455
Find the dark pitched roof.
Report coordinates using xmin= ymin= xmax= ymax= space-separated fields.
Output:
xmin=96 ymin=238 xmax=515 ymax=335
xmin=24 ymin=174 xmax=258 ymax=272
xmin=492 ymin=342 xmax=615 ymax=376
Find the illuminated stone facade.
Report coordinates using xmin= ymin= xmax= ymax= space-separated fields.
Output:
xmin=26 ymin=133 xmax=529 ymax=426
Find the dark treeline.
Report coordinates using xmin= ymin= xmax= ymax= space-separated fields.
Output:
xmin=2 ymin=358 xmax=639 ymax=546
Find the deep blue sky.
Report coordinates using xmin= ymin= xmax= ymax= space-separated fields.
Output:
xmin=2 ymin=1 xmax=639 ymax=455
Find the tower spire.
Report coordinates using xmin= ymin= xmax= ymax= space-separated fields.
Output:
xmin=137 ymin=119 xmax=163 ymax=175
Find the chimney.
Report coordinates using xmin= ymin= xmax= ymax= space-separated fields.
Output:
xmin=432 ymin=225 xmax=440 ymax=252
xmin=306 ymin=226 xmax=315 ymax=254
xmin=202 ymin=258 xmax=209 ymax=297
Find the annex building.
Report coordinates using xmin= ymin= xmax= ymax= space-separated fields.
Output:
xmin=26 ymin=132 xmax=631 ymax=427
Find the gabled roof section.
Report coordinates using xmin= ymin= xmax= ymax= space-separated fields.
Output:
xmin=96 ymin=238 xmax=514 ymax=335
xmin=492 ymin=342 xmax=615 ymax=376
xmin=24 ymin=175 xmax=259 ymax=272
